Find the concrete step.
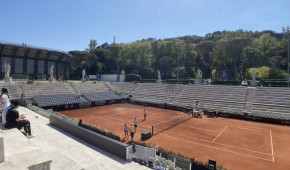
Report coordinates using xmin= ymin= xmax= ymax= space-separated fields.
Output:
xmin=45 ymin=150 xmax=83 ymax=170
xmin=0 ymin=149 xmax=51 ymax=170
xmin=0 ymin=160 xmax=25 ymax=170
xmin=84 ymin=161 xmax=150 ymax=170
xmin=2 ymin=128 xmax=38 ymax=157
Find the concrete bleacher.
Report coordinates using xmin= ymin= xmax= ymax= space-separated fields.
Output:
xmin=129 ymin=83 xmax=181 ymax=104
xmin=252 ymin=87 xmax=290 ymax=114
xmin=33 ymin=93 xmax=88 ymax=107
xmin=0 ymin=83 xmax=22 ymax=100
xmin=3 ymin=80 xmax=290 ymax=120
xmin=71 ymin=82 xmax=111 ymax=94
xmin=0 ymin=107 xmax=149 ymax=170
xmin=82 ymin=92 xmax=122 ymax=102
xmin=174 ymin=85 xmax=247 ymax=111
xmin=20 ymin=83 xmax=76 ymax=99
xmin=106 ymin=82 xmax=139 ymax=96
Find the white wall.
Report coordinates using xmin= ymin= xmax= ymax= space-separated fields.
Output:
xmin=98 ymin=74 xmax=125 ymax=82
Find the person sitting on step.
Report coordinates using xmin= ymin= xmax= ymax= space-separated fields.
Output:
xmin=5 ymin=101 xmax=36 ymax=139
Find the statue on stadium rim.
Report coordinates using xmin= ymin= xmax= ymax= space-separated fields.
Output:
xmin=197 ymin=68 xmax=202 ymax=84
xmin=252 ymin=68 xmax=256 ymax=81
xmin=50 ymin=65 xmax=54 ymax=79
xmin=82 ymin=69 xmax=86 ymax=79
xmin=4 ymin=62 xmax=10 ymax=78
xmin=157 ymin=70 xmax=162 ymax=83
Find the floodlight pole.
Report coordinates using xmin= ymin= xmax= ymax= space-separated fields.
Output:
xmin=283 ymin=26 xmax=290 ymax=87
xmin=176 ymin=41 xmax=182 ymax=84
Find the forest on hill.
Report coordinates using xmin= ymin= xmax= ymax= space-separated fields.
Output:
xmin=69 ymin=29 xmax=289 ymax=82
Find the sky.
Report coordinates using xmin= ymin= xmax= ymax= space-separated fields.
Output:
xmin=0 ymin=0 xmax=289 ymax=52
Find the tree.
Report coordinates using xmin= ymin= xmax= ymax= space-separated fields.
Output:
xmin=67 ymin=30 xmax=288 ymax=81
xmin=87 ymin=39 xmax=98 ymax=52
xmin=243 ymin=33 xmax=282 ymax=67
xmin=213 ymin=37 xmax=252 ymax=80
xmin=159 ymin=56 xmax=174 ymax=78
xmin=195 ymin=41 xmax=215 ymax=79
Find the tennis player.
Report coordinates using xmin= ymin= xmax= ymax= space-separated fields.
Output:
xmin=130 ymin=124 xmax=135 ymax=141
xmin=134 ymin=118 xmax=137 ymax=132
xmin=124 ymin=124 xmax=129 ymax=139
xmin=144 ymin=109 xmax=147 ymax=121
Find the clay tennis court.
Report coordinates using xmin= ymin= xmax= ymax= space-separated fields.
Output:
xmin=60 ymin=103 xmax=290 ymax=170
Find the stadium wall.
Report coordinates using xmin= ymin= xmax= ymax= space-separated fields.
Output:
xmin=0 ymin=42 xmax=71 ymax=80
xmin=49 ymin=115 xmax=128 ymax=159
xmin=98 ymin=74 xmax=125 ymax=82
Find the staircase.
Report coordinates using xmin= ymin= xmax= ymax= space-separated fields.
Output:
xmin=129 ymin=83 xmax=140 ymax=94
xmin=63 ymin=83 xmax=77 ymax=95
xmin=244 ymin=87 xmax=255 ymax=113
xmin=169 ymin=85 xmax=184 ymax=104
xmin=69 ymin=83 xmax=80 ymax=95
xmin=105 ymin=82 xmax=115 ymax=93
xmin=10 ymin=85 xmax=21 ymax=99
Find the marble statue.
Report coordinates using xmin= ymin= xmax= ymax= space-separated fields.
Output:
xmin=157 ymin=70 xmax=161 ymax=81
xmin=4 ymin=62 xmax=10 ymax=78
xmin=252 ymin=68 xmax=256 ymax=81
xmin=49 ymin=65 xmax=55 ymax=82
xmin=197 ymin=68 xmax=202 ymax=84
xmin=250 ymin=68 xmax=257 ymax=87
xmin=50 ymin=65 xmax=54 ymax=79
xmin=157 ymin=70 xmax=162 ymax=83
xmin=82 ymin=69 xmax=86 ymax=79
xmin=3 ymin=62 xmax=12 ymax=82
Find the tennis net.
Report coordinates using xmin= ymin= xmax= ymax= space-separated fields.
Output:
xmin=152 ymin=113 xmax=192 ymax=135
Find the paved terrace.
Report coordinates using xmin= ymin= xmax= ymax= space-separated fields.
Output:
xmin=0 ymin=107 xmax=149 ymax=170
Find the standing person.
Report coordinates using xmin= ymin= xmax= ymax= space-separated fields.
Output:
xmin=134 ymin=118 xmax=137 ymax=132
xmin=144 ymin=109 xmax=147 ymax=121
xmin=130 ymin=124 xmax=135 ymax=141
xmin=0 ymin=88 xmax=10 ymax=123
xmin=5 ymin=101 xmax=36 ymax=139
xmin=124 ymin=124 xmax=129 ymax=139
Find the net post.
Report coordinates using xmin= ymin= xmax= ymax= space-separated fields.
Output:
xmin=152 ymin=126 xmax=154 ymax=136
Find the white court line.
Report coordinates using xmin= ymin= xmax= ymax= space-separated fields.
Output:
xmin=270 ymin=130 xmax=274 ymax=162
xmin=193 ymin=119 xmax=269 ymax=133
xmin=164 ymin=130 xmax=272 ymax=156
xmin=100 ymin=116 xmax=273 ymax=161
xmin=104 ymin=116 xmax=272 ymax=157
xmin=161 ymin=133 xmax=273 ymax=162
xmin=212 ymin=126 xmax=227 ymax=142
xmin=176 ymin=124 xmax=219 ymax=133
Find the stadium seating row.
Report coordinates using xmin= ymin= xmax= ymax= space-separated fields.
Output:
xmin=82 ymin=92 xmax=122 ymax=102
xmin=33 ymin=93 xmax=87 ymax=107
xmin=1 ymin=82 xmax=290 ymax=120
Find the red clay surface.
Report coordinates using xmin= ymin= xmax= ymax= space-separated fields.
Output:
xmin=60 ymin=103 xmax=290 ymax=170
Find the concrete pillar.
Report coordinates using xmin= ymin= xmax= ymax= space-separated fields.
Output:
xmin=0 ymin=135 xmax=5 ymax=163
xmin=11 ymin=57 xmax=15 ymax=75
xmin=34 ymin=59 xmax=38 ymax=80
xmin=44 ymin=60 xmax=48 ymax=75
xmin=23 ymin=58 xmax=27 ymax=75
xmin=56 ymin=63 xmax=59 ymax=80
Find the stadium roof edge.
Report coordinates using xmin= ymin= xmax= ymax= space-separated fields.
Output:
xmin=0 ymin=41 xmax=73 ymax=63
